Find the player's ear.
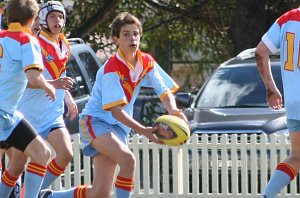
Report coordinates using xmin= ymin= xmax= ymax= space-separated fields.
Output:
xmin=112 ymin=36 xmax=119 ymax=46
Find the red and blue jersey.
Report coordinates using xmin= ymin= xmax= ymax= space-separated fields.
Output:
xmin=0 ymin=23 xmax=43 ymax=114
xmin=81 ymin=49 xmax=179 ymax=134
xmin=262 ymin=8 xmax=300 ymax=119
xmin=18 ymin=29 xmax=70 ymax=133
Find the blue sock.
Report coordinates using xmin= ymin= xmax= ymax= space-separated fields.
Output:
xmin=48 ymin=185 xmax=87 ymax=198
xmin=41 ymin=159 xmax=64 ymax=190
xmin=24 ymin=162 xmax=46 ymax=198
xmin=115 ymin=187 xmax=131 ymax=198
xmin=41 ymin=172 xmax=57 ymax=190
xmin=0 ymin=170 xmax=19 ymax=198
xmin=50 ymin=189 xmax=74 ymax=198
xmin=9 ymin=177 xmax=22 ymax=198
xmin=263 ymin=162 xmax=296 ymax=198
xmin=115 ymin=176 xmax=134 ymax=198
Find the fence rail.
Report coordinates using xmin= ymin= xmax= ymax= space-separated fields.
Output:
xmin=48 ymin=133 xmax=299 ymax=197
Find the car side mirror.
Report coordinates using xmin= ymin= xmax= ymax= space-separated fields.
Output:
xmin=175 ymin=92 xmax=194 ymax=108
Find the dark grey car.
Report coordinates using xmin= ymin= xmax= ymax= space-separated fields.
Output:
xmin=174 ymin=48 xmax=288 ymax=193
xmin=176 ymin=48 xmax=288 ymax=138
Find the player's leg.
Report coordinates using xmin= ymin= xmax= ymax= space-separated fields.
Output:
xmin=0 ymin=119 xmax=50 ymax=198
xmin=41 ymin=127 xmax=73 ymax=190
xmin=84 ymin=150 xmax=119 ymax=197
xmin=0 ymin=143 xmax=23 ymax=198
xmin=15 ymin=119 xmax=51 ymax=198
xmin=40 ymin=132 xmax=135 ymax=198
xmin=7 ymin=148 xmax=26 ymax=198
xmin=263 ymin=120 xmax=300 ymax=198
xmin=23 ymin=137 xmax=50 ymax=198
xmin=89 ymin=132 xmax=135 ymax=198
xmin=0 ymin=132 xmax=27 ymax=197
xmin=40 ymin=153 xmax=117 ymax=198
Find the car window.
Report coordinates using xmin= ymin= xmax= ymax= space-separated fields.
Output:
xmin=66 ymin=56 xmax=89 ymax=99
xmin=78 ymin=51 xmax=99 ymax=86
xmin=195 ymin=65 xmax=283 ymax=108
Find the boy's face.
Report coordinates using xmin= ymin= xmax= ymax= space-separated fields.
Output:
xmin=31 ymin=17 xmax=40 ymax=36
xmin=46 ymin=11 xmax=64 ymax=36
xmin=113 ymin=24 xmax=141 ymax=53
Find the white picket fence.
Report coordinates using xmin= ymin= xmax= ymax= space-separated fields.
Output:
xmin=49 ymin=133 xmax=300 ymax=197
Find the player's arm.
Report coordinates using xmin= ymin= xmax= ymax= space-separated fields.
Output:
xmin=26 ymin=68 xmax=56 ymax=101
xmin=49 ymin=77 xmax=73 ymax=90
xmin=255 ymin=41 xmax=282 ymax=109
xmin=64 ymin=90 xmax=78 ymax=120
xmin=110 ymin=105 xmax=162 ymax=144
xmin=27 ymin=76 xmax=73 ymax=90
xmin=161 ymin=92 xmax=188 ymax=123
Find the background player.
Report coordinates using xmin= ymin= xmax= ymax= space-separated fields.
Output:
xmin=0 ymin=0 xmax=56 ymax=197
xmin=7 ymin=0 xmax=77 ymax=192
xmin=255 ymin=6 xmax=300 ymax=198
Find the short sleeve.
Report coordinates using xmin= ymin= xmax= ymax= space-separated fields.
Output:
xmin=102 ymin=71 xmax=127 ymax=110
xmin=22 ymin=38 xmax=43 ymax=71
xmin=262 ymin=21 xmax=281 ymax=54
xmin=146 ymin=62 xmax=179 ymax=99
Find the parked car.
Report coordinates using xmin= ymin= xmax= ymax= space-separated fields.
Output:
xmin=64 ymin=38 xmax=102 ymax=134
xmin=176 ymin=48 xmax=288 ymax=140
xmin=175 ymin=48 xmax=289 ymax=193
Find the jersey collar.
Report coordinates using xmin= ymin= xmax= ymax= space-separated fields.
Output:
xmin=8 ymin=23 xmax=31 ymax=34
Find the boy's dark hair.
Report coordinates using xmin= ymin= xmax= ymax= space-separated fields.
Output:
xmin=110 ymin=12 xmax=143 ymax=38
xmin=7 ymin=0 xmax=39 ymax=26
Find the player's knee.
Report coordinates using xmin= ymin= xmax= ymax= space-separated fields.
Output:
xmin=56 ymin=149 xmax=73 ymax=164
xmin=33 ymin=145 xmax=51 ymax=165
xmin=121 ymin=152 xmax=136 ymax=172
xmin=41 ymin=147 xmax=51 ymax=164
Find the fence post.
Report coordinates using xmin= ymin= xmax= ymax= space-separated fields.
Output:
xmin=172 ymin=146 xmax=183 ymax=195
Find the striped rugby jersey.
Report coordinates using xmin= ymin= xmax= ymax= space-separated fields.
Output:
xmin=81 ymin=49 xmax=179 ymax=134
xmin=18 ymin=29 xmax=70 ymax=132
xmin=0 ymin=23 xmax=43 ymax=114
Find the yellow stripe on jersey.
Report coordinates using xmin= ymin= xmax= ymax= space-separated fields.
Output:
xmin=24 ymin=64 xmax=43 ymax=72
xmin=103 ymin=99 xmax=127 ymax=110
xmin=80 ymin=117 xmax=93 ymax=143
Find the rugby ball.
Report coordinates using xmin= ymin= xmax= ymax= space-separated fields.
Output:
xmin=154 ymin=115 xmax=190 ymax=146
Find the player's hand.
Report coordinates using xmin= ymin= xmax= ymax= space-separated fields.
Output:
xmin=155 ymin=125 xmax=173 ymax=139
xmin=44 ymin=83 xmax=56 ymax=101
xmin=141 ymin=126 xmax=165 ymax=144
xmin=65 ymin=95 xmax=78 ymax=120
xmin=266 ymin=88 xmax=282 ymax=110
xmin=52 ymin=77 xmax=73 ymax=90
xmin=171 ymin=109 xmax=188 ymax=123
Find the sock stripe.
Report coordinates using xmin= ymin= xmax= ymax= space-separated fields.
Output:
xmin=74 ymin=185 xmax=88 ymax=198
xmin=47 ymin=159 xmax=64 ymax=176
xmin=115 ymin=176 xmax=134 ymax=192
xmin=1 ymin=170 xmax=19 ymax=187
xmin=27 ymin=162 xmax=47 ymax=177
xmin=116 ymin=176 xmax=134 ymax=183
xmin=277 ymin=162 xmax=297 ymax=180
